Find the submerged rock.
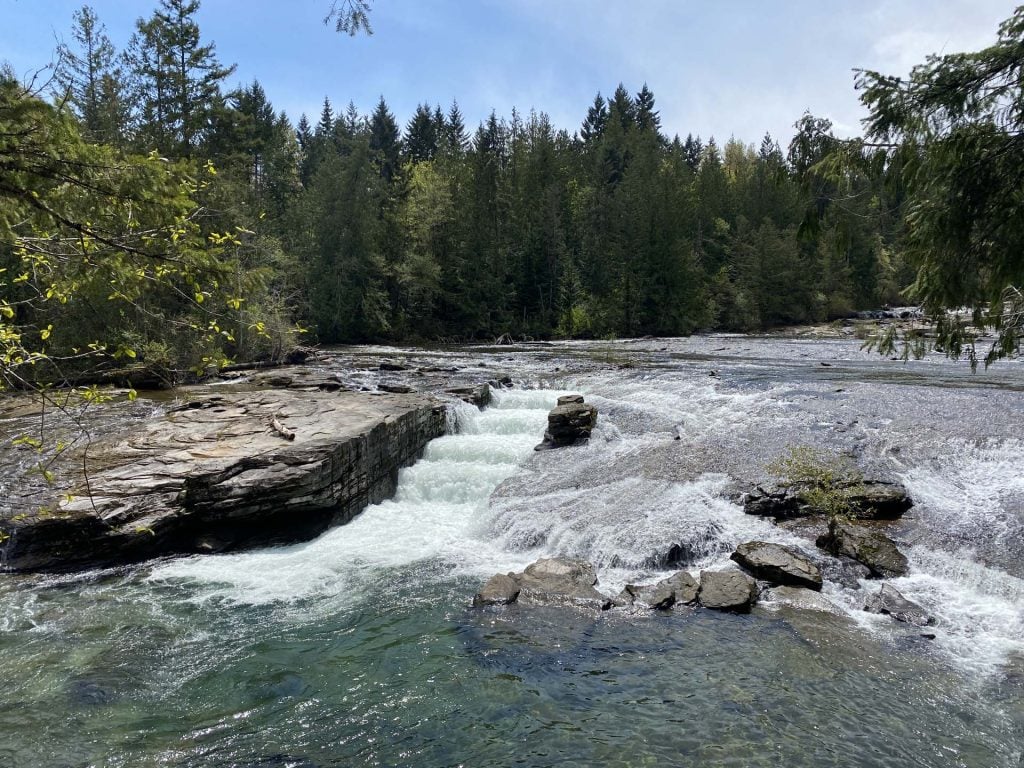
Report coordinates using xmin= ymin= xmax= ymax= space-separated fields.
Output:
xmin=534 ymin=395 xmax=598 ymax=450
xmin=0 ymin=391 xmax=446 ymax=572
xmin=764 ymin=586 xmax=841 ymax=614
xmin=473 ymin=557 xmax=611 ymax=610
xmin=697 ymin=570 xmax=758 ymax=613
xmin=730 ymin=541 xmax=823 ymax=591
xmin=864 ymin=584 xmax=935 ymax=627
xmin=614 ymin=571 xmax=699 ymax=610
xmin=815 ymin=519 xmax=909 ymax=578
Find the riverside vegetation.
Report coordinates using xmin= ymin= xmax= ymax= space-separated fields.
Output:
xmin=2 ymin=0 xmax=1022 ymax=399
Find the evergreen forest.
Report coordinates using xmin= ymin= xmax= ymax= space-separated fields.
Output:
xmin=2 ymin=0 xmax=1021 ymax=385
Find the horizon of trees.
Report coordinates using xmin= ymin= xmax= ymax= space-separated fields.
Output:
xmin=9 ymin=0 xmax=1018 ymax=386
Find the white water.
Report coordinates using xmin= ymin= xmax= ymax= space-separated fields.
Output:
xmin=149 ymin=390 xmax=562 ymax=605
xmin=149 ymin=371 xmax=1024 ymax=677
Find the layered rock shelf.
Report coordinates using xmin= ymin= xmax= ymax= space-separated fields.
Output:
xmin=0 ymin=390 xmax=446 ymax=572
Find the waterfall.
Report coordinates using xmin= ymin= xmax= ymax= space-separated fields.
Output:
xmin=148 ymin=388 xmax=563 ymax=604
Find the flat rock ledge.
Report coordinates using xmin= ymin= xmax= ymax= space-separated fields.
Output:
xmin=0 ymin=390 xmax=446 ymax=572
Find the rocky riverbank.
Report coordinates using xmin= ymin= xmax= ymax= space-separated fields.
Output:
xmin=0 ymin=390 xmax=447 ymax=572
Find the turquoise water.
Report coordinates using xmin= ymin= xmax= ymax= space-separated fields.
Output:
xmin=2 ymin=342 xmax=1023 ymax=767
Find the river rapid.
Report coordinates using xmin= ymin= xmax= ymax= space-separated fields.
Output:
xmin=1 ymin=335 xmax=1022 ymax=767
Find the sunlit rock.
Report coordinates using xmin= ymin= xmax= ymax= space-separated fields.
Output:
xmin=730 ymin=541 xmax=823 ymax=591
xmin=816 ymin=519 xmax=909 ymax=578
xmin=698 ymin=569 xmax=758 ymax=612
xmin=534 ymin=395 xmax=597 ymax=450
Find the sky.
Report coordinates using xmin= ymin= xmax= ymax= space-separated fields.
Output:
xmin=0 ymin=0 xmax=1019 ymax=146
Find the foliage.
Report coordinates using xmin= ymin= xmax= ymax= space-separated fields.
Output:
xmin=325 ymin=0 xmax=373 ymax=35
xmin=768 ymin=445 xmax=864 ymax=517
xmin=819 ymin=8 xmax=1024 ymax=367
xmin=0 ymin=74 xmax=258 ymax=388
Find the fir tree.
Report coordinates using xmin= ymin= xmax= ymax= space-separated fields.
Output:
xmin=55 ymin=5 xmax=126 ymax=144
xmin=580 ymin=93 xmax=607 ymax=144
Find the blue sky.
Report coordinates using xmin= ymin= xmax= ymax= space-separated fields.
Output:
xmin=1 ymin=0 xmax=1018 ymax=146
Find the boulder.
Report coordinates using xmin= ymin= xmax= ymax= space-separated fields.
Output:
xmin=556 ymin=394 xmax=585 ymax=405
xmin=742 ymin=486 xmax=805 ymax=519
xmin=730 ymin=541 xmax=823 ymax=591
xmin=379 ymin=360 xmax=409 ymax=371
xmin=698 ymin=570 xmax=758 ymax=613
xmin=535 ymin=396 xmax=598 ymax=450
xmin=864 ymin=584 xmax=935 ymax=626
xmin=816 ymin=519 xmax=908 ymax=578
xmin=516 ymin=557 xmax=610 ymax=608
xmin=474 ymin=557 xmax=611 ymax=610
xmin=842 ymin=481 xmax=914 ymax=520
xmin=743 ymin=480 xmax=913 ymax=520
xmin=473 ymin=573 xmax=520 ymax=607
xmin=378 ymin=382 xmax=415 ymax=394
xmin=615 ymin=571 xmax=699 ymax=610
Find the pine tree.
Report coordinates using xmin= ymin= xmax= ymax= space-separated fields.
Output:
xmin=580 ymin=93 xmax=607 ymax=144
xmin=682 ymin=133 xmax=703 ymax=171
xmin=369 ymin=96 xmax=401 ymax=182
xmin=55 ymin=5 xmax=126 ymax=144
xmin=404 ymin=103 xmax=438 ymax=163
xmin=296 ymin=114 xmax=312 ymax=151
xmin=126 ymin=0 xmax=235 ymax=155
xmin=634 ymin=83 xmax=660 ymax=134
xmin=608 ymin=83 xmax=635 ymax=131
xmin=441 ymin=100 xmax=469 ymax=155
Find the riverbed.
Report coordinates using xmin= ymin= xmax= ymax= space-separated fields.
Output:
xmin=1 ymin=335 xmax=1022 ymax=767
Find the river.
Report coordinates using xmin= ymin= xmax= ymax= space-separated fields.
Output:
xmin=1 ymin=335 xmax=1022 ymax=767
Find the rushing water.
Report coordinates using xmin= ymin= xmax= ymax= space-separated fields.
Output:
xmin=1 ymin=337 xmax=1023 ymax=767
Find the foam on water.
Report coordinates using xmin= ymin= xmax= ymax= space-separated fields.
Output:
xmin=148 ymin=388 xmax=562 ymax=605
xmin=147 ymin=369 xmax=1024 ymax=676
xmin=900 ymin=438 xmax=1024 ymax=546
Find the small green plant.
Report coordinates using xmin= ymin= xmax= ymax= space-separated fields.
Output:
xmin=767 ymin=445 xmax=863 ymax=517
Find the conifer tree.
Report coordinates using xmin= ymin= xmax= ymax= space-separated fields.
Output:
xmin=580 ymin=93 xmax=607 ymax=144
xmin=634 ymin=83 xmax=660 ymax=134
xmin=404 ymin=103 xmax=439 ymax=163
xmin=55 ymin=5 xmax=126 ymax=145
xmin=369 ymin=96 xmax=401 ymax=183
xmin=126 ymin=0 xmax=235 ymax=155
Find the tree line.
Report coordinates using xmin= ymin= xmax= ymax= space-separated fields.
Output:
xmin=2 ymin=0 xmax=1019 ymax=385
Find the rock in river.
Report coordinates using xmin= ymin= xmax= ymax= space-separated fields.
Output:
xmin=474 ymin=557 xmax=611 ymax=610
xmin=864 ymin=584 xmax=935 ymax=627
xmin=730 ymin=541 xmax=823 ymax=591
xmin=743 ymin=480 xmax=913 ymax=520
xmin=698 ymin=570 xmax=758 ymax=613
xmin=614 ymin=571 xmax=699 ymax=610
xmin=534 ymin=395 xmax=597 ymax=450
xmin=815 ymin=518 xmax=909 ymax=578
xmin=0 ymin=390 xmax=446 ymax=572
